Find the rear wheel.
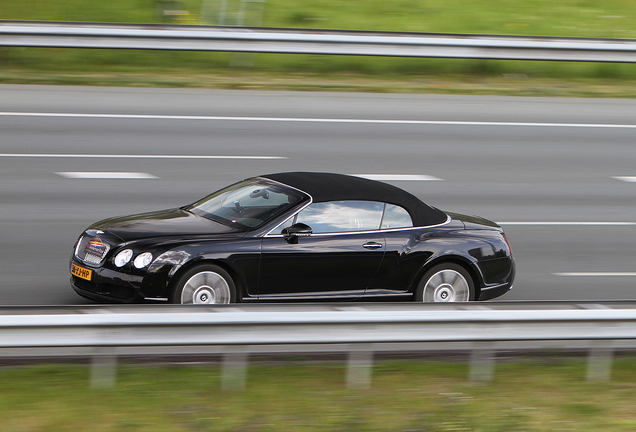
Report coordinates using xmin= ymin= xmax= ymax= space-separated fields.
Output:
xmin=415 ymin=263 xmax=475 ymax=302
xmin=170 ymin=264 xmax=237 ymax=304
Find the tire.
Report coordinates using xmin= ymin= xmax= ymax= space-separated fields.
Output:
xmin=414 ymin=263 xmax=475 ymax=302
xmin=170 ymin=264 xmax=237 ymax=304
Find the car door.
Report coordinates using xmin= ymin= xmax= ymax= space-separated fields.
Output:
xmin=258 ymin=201 xmax=386 ymax=300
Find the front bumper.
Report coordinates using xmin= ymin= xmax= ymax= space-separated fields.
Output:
xmin=71 ymin=280 xmax=137 ymax=303
xmin=69 ymin=258 xmax=151 ymax=303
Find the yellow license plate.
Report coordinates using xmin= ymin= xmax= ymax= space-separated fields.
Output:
xmin=71 ymin=263 xmax=92 ymax=281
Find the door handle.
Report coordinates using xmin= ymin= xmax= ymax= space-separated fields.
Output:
xmin=362 ymin=241 xmax=383 ymax=250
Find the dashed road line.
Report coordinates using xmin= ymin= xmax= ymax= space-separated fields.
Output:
xmin=613 ymin=176 xmax=636 ymax=183
xmin=351 ymin=174 xmax=443 ymax=181
xmin=0 ymin=154 xmax=286 ymax=160
xmin=554 ymin=272 xmax=636 ymax=277
xmin=56 ymin=172 xmax=158 ymax=179
xmin=498 ymin=222 xmax=636 ymax=226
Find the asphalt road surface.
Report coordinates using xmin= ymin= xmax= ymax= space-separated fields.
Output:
xmin=1 ymin=84 xmax=635 ymax=305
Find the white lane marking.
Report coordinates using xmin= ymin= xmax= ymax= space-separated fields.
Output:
xmin=351 ymin=174 xmax=443 ymax=181
xmin=56 ymin=172 xmax=158 ymax=179
xmin=613 ymin=176 xmax=636 ymax=182
xmin=1 ymin=112 xmax=636 ymax=128
xmin=554 ymin=272 xmax=636 ymax=277
xmin=0 ymin=154 xmax=286 ymax=160
xmin=498 ymin=221 xmax=636 ymax=226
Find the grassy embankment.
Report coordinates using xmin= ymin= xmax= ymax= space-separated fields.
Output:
xmin=2 ymin=358 xmax=636 ymax=431
xmin=1 ymin=0 xmax=636 ymax=96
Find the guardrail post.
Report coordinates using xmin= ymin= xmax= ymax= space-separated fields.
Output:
xmin=222 ymin=349 xmax=248 ymax=392
xmin=346 ymin=345 xmax=374 ymax=390
xmin=90 ymin=348 xmax=117 ymax=388
xmin=469 ymin=343 xmax=495 ymax=383
xmin=586 ymin=341 xmax=614 ymax=382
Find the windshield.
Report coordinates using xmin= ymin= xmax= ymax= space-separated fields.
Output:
xmin=186 ymin=179 xmax=306 ymax=230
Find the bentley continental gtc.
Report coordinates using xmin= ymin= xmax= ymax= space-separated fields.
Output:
xmin=70 ymin=172 xmax=515 ymax=304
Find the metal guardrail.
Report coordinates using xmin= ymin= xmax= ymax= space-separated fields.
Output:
xmin=1 ymin=302 xmax=635 ymax=389
xmin=1 ymin=20 xmax=636 ymax=62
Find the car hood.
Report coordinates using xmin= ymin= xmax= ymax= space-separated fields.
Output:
xmin=88 ymin=208 xmax=243 ymax=242
xmin=445 ymin=211 xmax=501 ymax=231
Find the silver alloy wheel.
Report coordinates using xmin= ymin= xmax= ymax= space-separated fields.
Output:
xmin=422 ymin=269 xmax=470 ymax=302
xmin=180 ymin=271 xmax=231 ymax=304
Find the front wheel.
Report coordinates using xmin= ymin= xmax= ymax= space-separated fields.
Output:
xmin=415 ymin=263 xmax=475 ymax=302
xmin=170 ymin=264 xmax=237 ymax=304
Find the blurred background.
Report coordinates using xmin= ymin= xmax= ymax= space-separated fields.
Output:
xmin=1 ymin=1 xmax=636 ymax=431
xmin=1 ymin=0 xmax=636 ymax=95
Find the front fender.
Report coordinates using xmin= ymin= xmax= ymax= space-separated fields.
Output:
xmin=141 ymin=238 xmax=262 ymax=299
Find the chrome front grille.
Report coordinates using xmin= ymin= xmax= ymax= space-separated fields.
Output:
xmin=75 ymin=235 xmax=111 ymax=266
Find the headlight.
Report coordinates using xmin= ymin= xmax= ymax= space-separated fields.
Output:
xmin=133 ymin=252 xmax=153 ymax=269
xmin=114 ymin=249 xmax=133 ymax=267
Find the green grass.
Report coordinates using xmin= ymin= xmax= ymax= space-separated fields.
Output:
xmin=3 ymin=0 xmax=636 ymax=37
xmin=2 ymin=358 xmax=636 ymax=431
xmin=1 ymin=0 xmax=636 ymax=96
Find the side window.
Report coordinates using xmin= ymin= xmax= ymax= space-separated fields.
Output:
xmin=381 ymin=204 xmax=413 ymax=229
xmin=295 ymin=201 xmax=384 ymax=234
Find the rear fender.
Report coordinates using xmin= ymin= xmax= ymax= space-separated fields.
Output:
xmin=410 ymin=254 xmax=485 ymax=299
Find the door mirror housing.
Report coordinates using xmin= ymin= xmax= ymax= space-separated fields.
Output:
xmin=282 ymin=223 xmax=313 ymax=244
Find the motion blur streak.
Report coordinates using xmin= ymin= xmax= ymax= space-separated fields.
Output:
xmin=0 ymin=154 xmax=286 ymax=160
xmin=0 ymin=112 xmax=636 ymax=128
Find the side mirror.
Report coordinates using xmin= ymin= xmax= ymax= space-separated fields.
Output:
xmin=282 ymin=223 xmax=313 ymax=244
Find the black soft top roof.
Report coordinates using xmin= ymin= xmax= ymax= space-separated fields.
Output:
xmin=261 ymin=172 xmax=447 ymax=227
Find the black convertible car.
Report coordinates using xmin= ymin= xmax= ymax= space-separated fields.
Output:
xmin=70 ymin=172 xmax=514 ymax=304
